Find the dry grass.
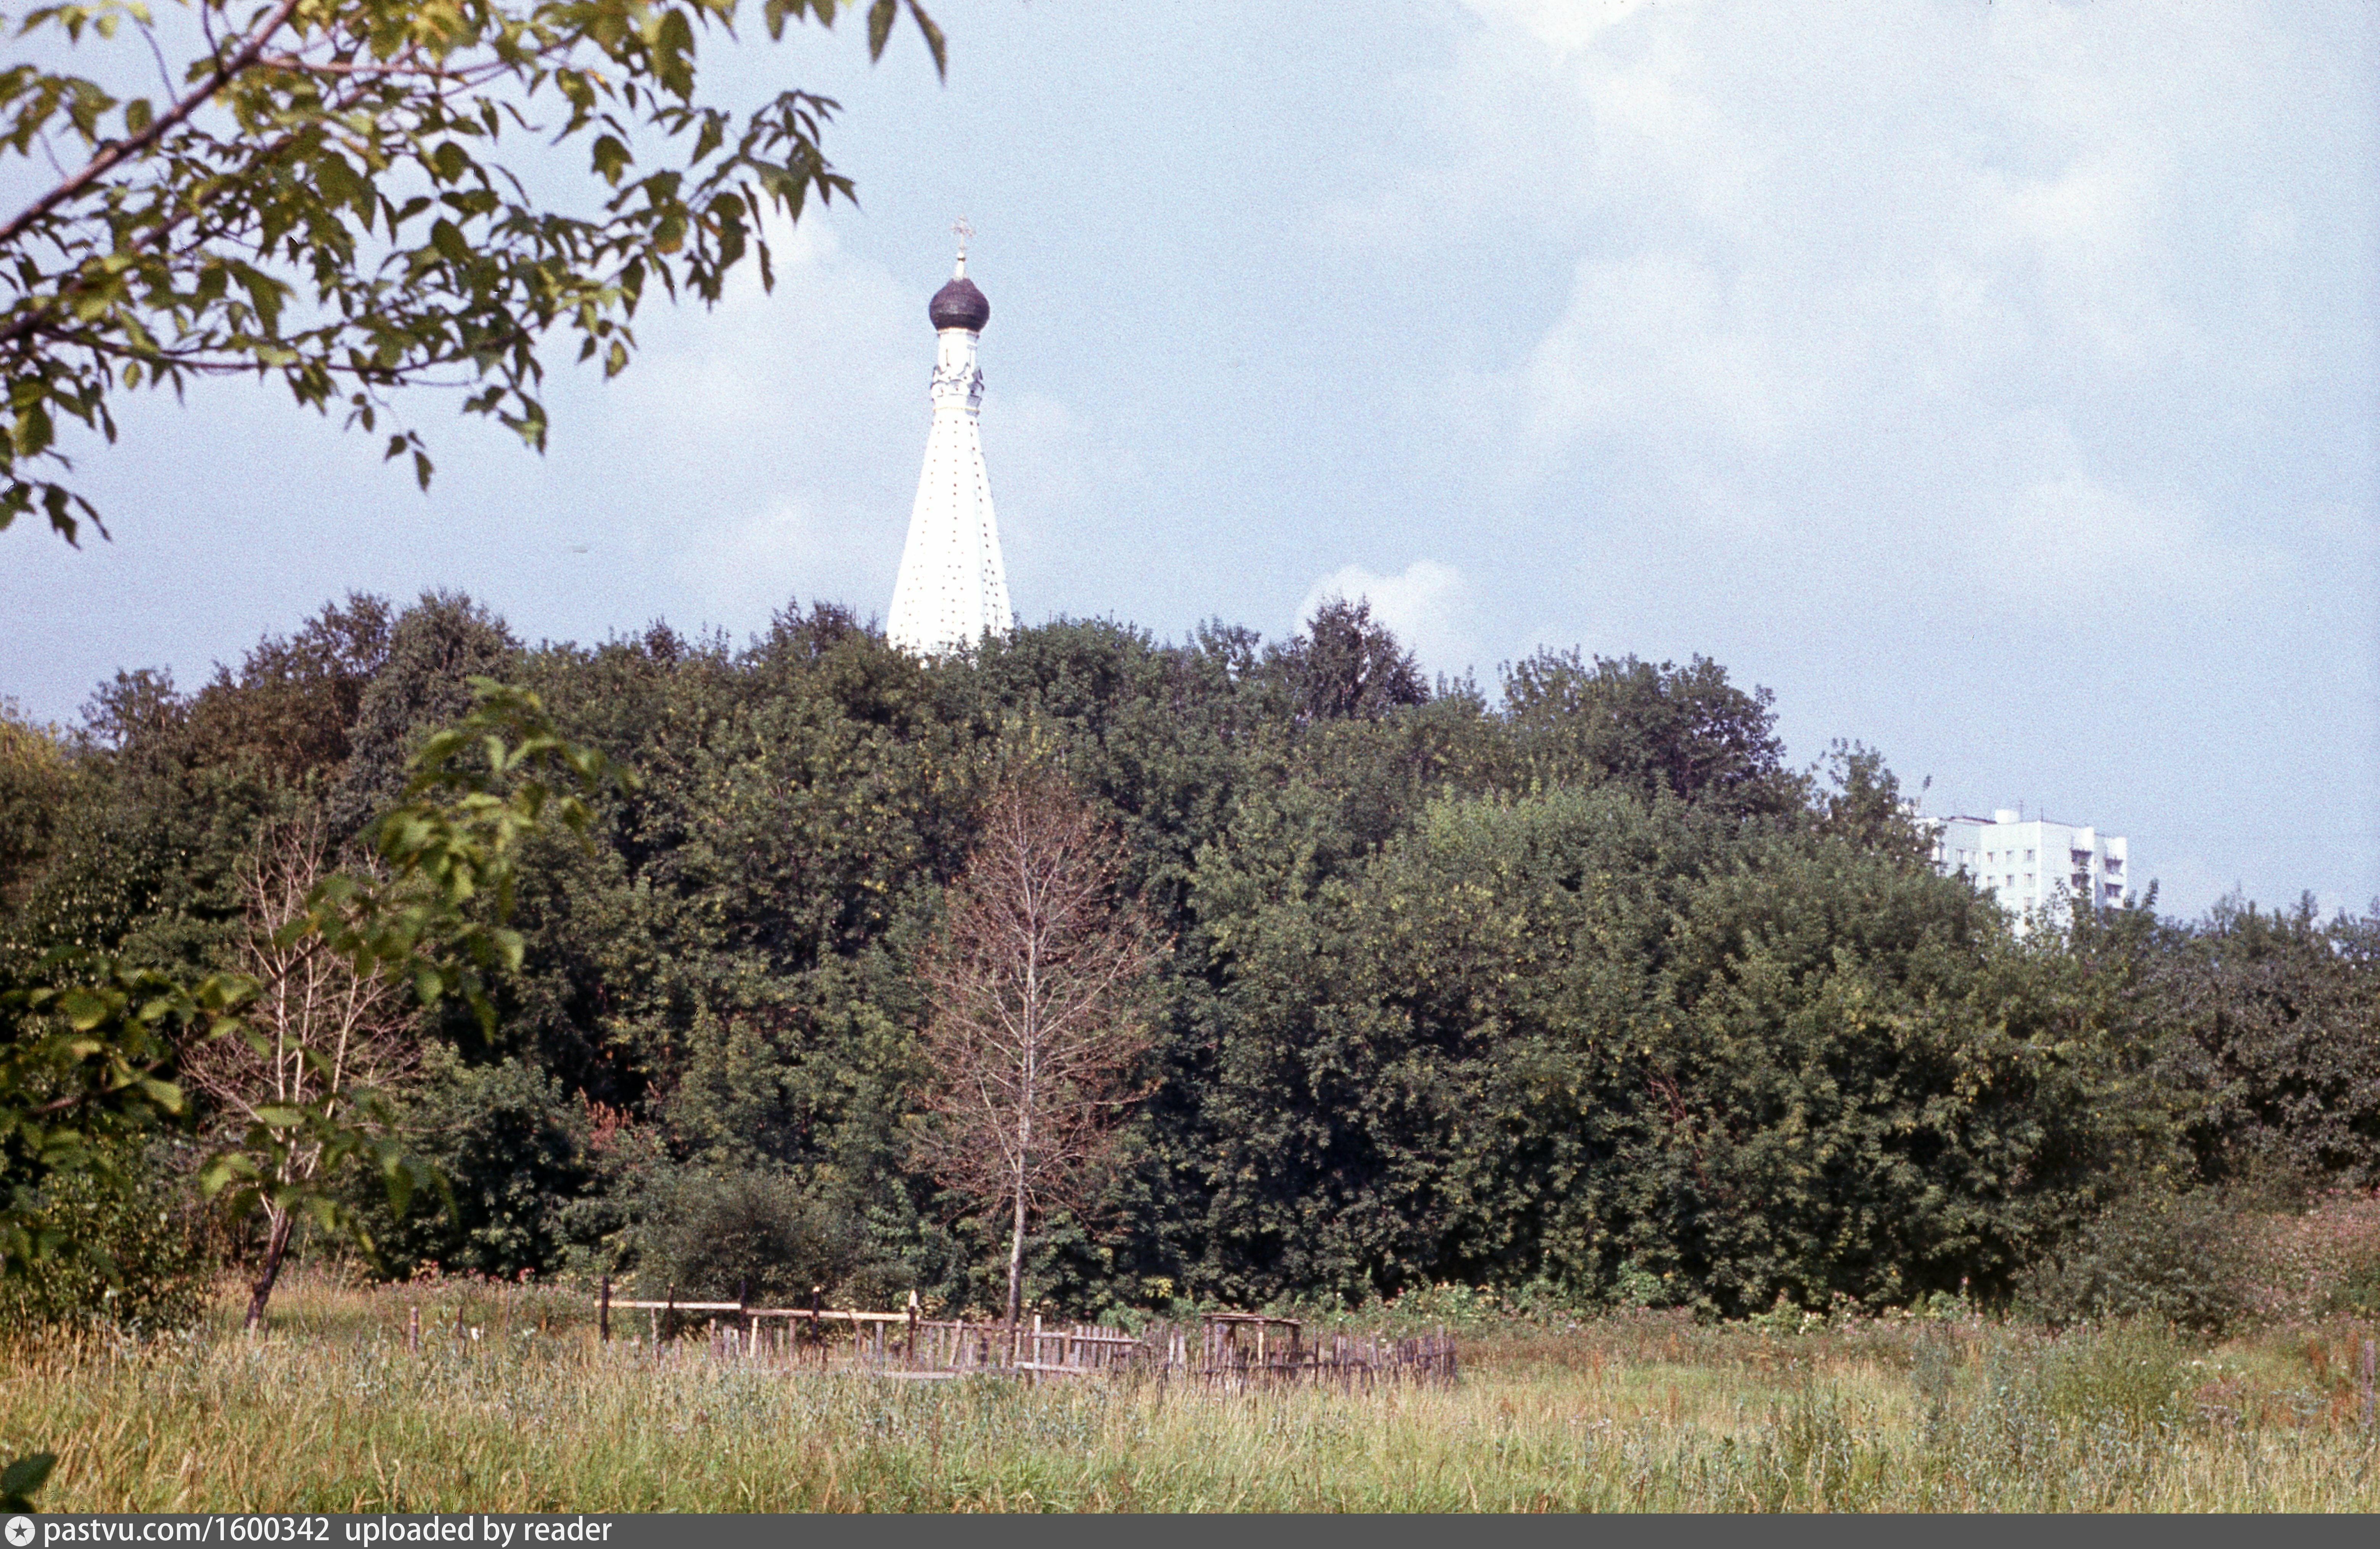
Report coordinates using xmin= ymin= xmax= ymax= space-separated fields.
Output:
xmin=8 ymin=1273 xmax=2380 ymax=1512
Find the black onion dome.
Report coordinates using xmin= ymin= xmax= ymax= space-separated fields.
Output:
xmin=928 ymin=275 xmax=991 ymax=331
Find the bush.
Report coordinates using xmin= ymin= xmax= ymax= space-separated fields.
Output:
xmin=624 ymin=1166 xmax=903 ymax=1306
xmin=2019 ymin=1188 xmax=2251 ymax=1335
xmin=357 ymin=1050 xmax=597 ymax=1279
xmin=2228 ymin=1190 xmax=2380 ymax=1322
xmin=0 ymin=1144 xmax=212 ymax=1334
xmin=2147 ymin=899 xmax=2380 ymax=1189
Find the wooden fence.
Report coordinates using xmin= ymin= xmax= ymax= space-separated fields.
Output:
xmin=592 ymin=1281 xmax=1454 ymax=1390
xmin=1150 ymin=1314 xmax=1459 ymax=1393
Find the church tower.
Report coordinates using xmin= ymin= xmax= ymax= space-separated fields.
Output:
xmin=887 ymin=220 xmax=1013 ymax=657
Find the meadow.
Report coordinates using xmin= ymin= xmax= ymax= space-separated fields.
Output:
xmin=10 ymin=1274 xmax=2380 ymax=1512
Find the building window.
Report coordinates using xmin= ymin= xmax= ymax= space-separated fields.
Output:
xmin=2025 ymin=850 xmax=2035 ymax=863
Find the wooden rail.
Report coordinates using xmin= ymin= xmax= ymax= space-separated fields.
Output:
xmin=589 ymin=1280 xmax=1455 ymax=1389
xmin=608 ymin=1301 xmax=910 ymax=1322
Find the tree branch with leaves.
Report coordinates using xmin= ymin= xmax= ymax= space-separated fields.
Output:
xmin=0 ymin=0 xmax=946 ymax=542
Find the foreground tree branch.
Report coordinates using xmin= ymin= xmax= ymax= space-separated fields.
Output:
xmin=0 ymin=0 xmax=306 ymax=249
xmin=0 ymin=0 xmax=948 ymax=543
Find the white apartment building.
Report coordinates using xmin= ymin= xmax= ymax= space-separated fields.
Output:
xmin=1927 ymin=809 xmax=2132 ymax=923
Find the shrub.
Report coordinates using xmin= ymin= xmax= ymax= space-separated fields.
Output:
xmin=2232 ymin=1190 xmax=2380 ymax=1322
xmin=2019 ymin=1188 xmax=2251 ymax=1335
xmin=2147 ymin=899 xmax=2380 ymax=1188
xmin=624 ymin=1166 xmax=901 ymax=1306
xmin=0 ymin=1144 xmax=211 ymax=1334
xmin=356 ymin=1050 xmax=597 ymax=1279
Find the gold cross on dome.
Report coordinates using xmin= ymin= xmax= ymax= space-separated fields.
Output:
xmin=952 ymin=215 xmax=974 ymax=260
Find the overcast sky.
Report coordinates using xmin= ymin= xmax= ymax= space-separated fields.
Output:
xmin=2 ymin=0 xmax=2374 ymax=920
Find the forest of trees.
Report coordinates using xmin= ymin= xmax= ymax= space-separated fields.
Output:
xmin=3 ymin=590 xmax=2375 ymax=1330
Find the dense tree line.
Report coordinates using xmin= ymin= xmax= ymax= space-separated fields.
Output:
xmin=2 ymin=591 xmax=2374 ymax=1324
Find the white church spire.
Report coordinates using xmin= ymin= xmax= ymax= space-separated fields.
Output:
xmin=887 ymin=218 xmax=1013 ymax=657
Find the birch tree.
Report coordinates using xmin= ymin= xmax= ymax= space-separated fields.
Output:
xmin=910 ymin=772 xmax=1159 ymax=1351
xmin=183 ymin=813 xmax=417 ymax=1328
xmin=1 ymin=680 xmax=621 ymax=1326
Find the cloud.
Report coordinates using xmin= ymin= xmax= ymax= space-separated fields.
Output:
xmin=1389 ymin=0 xmax=2334 ymax=594
xmin=1296 ymin=559 xmax=1478 ymax=680
xmin=984 ymin=390 xmax=1095 ymax=521
xmin=670 ymin=492 xmax=894 ymax=626
xmin=601 ymin=214 xmax=915 ymax=484
xmin=1514 ymin=250 xmax=1819 ymax=459
xmin=1463 ymin=0 xmax=1670 ymax=55
xmin=539 ymin=214 xmax=919 ymax=631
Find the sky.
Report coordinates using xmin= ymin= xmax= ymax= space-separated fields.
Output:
xmin=2 ymin=0 xmax=2374 ymax=920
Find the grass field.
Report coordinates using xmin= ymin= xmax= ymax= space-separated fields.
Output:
xmin=10 ymin=1274 xmax=2380 ymax=1512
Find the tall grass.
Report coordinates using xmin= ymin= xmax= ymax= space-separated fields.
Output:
xmin=9 ymin=1276 xmax=2380 ymax=1511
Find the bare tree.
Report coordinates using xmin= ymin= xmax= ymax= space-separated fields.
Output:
xmin=909 ymin=772 xmax=1161 ymax=1354
xmin=183 ymin=815 xmax=418 ymax=1330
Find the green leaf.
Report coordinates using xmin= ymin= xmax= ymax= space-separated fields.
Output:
xmin=0 ymin=1451 xmax=56 ymax=1511
xmin=907 ymin=0 xmax=947 ymax=79
xmin=429 ymin=218 xmax=471 ymax=266
xmin=590 ymin=135 xmax=632 ymax=187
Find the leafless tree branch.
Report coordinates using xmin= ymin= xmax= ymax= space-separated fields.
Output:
xmin=908 ymin=771 xmax=1162 ymax=1353
xmin=182 ymin=811 xmax=419 ymax=1330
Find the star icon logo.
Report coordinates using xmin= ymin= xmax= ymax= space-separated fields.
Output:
xmin=5 ymin=1514 xmax=34 ymax=1546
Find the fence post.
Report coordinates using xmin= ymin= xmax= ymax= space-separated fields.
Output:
xmin=906 ymin=1291 xmax=919 ymax=1369
xmin=599 ymin=1276 xmax=611 ymax=1344
xmin=407 ymin=1305 xmax=419 ymax=1353
xmin=2362 ymin=1339 xmax=2375 ymax=1431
